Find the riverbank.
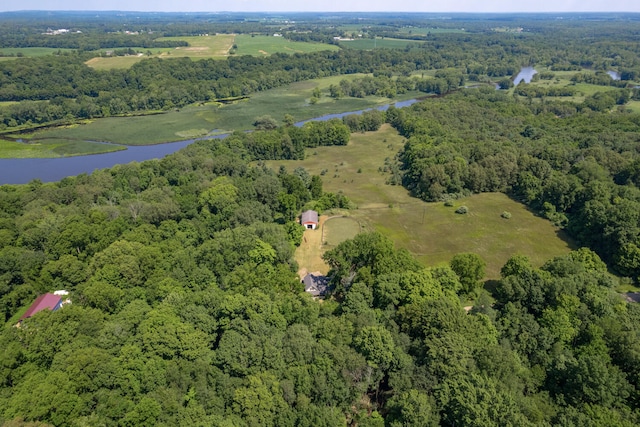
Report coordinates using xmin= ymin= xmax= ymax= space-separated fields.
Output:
xmin=0 ymin=74 xmax=423 ymax=158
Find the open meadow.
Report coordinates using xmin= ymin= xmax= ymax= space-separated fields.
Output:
xmin=0 ymin=47 xmax=75 ymax=61
xmin=340 ymin=37 xmax=426 ymax=50
xmin=266 ymin=124 xmax=574 ymax=278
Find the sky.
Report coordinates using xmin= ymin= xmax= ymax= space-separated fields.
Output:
xmin=2 ymin=0 xmax=640 ymax=13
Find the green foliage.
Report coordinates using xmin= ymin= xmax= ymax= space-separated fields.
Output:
xmin=450 ymin=253 xmax=486 ymax=295
xmin=455 ymin=205 xmax=468 ymax=214
xmin=3 ymin=12 xmax=640 ymax=427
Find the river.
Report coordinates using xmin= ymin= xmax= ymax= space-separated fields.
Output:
xmin=0 ymin=99 xmax=420 ymax=185
xmin=513 ymin=66 xmax=538 ymax=85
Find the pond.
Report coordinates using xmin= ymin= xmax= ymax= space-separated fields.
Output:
xmin=513 ymin=67 xmax=538 ymax=85
xmin=607 ymin=70 xmax=621 ymax=81
xmin=0 ymin=99 xmax=421 ymax=185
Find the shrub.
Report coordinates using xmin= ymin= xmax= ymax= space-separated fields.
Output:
xmin=501 ymin=211 xmax=512 ymax=219
xmin=444 ymin=200 xmax=454 ymax=207
xmin=455 ymin=206 xmax=468 ymax=214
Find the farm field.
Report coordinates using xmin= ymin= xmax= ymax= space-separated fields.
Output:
xmin=85 ymin=34 xmax=338 ymax=69
xmin=340 ymin=37 xmax=425 ymax=50
xmin=266 ymin=124 xmax=574 ymax=278
xmin=233 ymin=34 xmax=339 ymax=56
xmin=16 ymin=75 xmax=421 ymax=150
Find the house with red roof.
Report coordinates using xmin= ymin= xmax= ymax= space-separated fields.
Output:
xmin=18 ymin=293 xmax=63 ymax=323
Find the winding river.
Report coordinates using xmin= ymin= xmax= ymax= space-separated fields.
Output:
xmin=0 ymin=99 xmax=419 ymax=185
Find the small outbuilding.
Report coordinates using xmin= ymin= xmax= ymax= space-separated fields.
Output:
xmin=18 ymin=293 xmax=63 ymax=323
xmin=302 ymin=273 xmax=329 ymax=297
xmin=301 ymin=210 xmax=319 ymax=230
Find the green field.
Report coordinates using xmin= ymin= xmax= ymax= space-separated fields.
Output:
xmin=323 ymin=216 xmax=361 ymax=247
xmin=266 ymin=125 xmax=574 ymax=278
xmin=18 ymin=75 xmax=421 ymax=149
xmin=0 ymin=138 xmax=125 ymax=158
xmin=398 ymin=27 xmax=467 ymax=35
xmin=0 ymin=47 xmax=75 ymax=60
xmin=340 ymin=37 xmax=425 ymax=50
xmin=85 ymin=34 xmax=338 ymax=69
xmin=233 ymin=34 xmax=339 ymax=56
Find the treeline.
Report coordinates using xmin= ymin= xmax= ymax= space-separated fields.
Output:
xmin=228 ymin=118 xmax=350 ymax=160
xmin=390 ymin=87 xmax=640 ymax=277
xmin=0 ymin=32 xmax=188 ymax=50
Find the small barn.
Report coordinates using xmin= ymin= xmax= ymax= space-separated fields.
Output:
xmin=18 ymin=293 xmax=63 ymax=323
xmin=301 ymin=210 xmax=319 ymax=230
xmin=302 ymin=273 xmax=329 ymax=297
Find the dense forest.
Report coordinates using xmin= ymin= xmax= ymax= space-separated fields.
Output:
xmin=2 ymin=118 xmax=640 ymax=426
xmin=4 ymin=10 xmax=640 ymax=427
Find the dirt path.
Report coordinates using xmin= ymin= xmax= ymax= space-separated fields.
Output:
xmin=296 ymin=215 xmax=330 ymax=279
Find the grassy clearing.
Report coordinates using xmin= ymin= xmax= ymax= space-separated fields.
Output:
xmin=265 ymin=124 xmax=573 ymax=278
xmin=22 ymin=75 xmax=420 ymax=148
xmin=85 ymin=55 xmax=149 ymax=70
xmin=0 ymin=48 xmax=75 ymax=59
xmin=85 ymin=34 xmax=337 ymax=69
xmin=233 ymin=34 xmax=339 ymax=56
xmin=0 ymin=138 xmax=125 ymax=158
xmin=341 ymin=37 xmax=425 ymax=50
xmin=323 ymin=216 xmax=361 ymax=247
xmin=157 ymin=35 xmax=235 ymax=58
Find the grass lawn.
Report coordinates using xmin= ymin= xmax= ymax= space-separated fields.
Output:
xmin=323 ymin=216 xmax=361 ymax=247
xmin=21 ymin=75 xmax=421 ymax=148
xmin=0 ymin=138 xmax=125 ymax=158
xmin=266 ymin=124 xmax=574 ymax=278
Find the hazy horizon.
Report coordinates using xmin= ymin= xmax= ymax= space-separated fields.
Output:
xmin=2 ymin=0 xmax=640 ymax=14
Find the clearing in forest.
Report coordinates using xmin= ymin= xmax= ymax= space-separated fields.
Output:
xmin=266 ymin=124 xmax=574 ymax=278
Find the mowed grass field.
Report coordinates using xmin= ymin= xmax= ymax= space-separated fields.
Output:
xmin=323 ymin=216 xmax=361 ymax=247
xmin=266 ymin=124 xmax=574 ymax=278
xmin=233 ymin=35 xmax=339 ymax=56
xmin=21 ymin=75 xmax=421 ymax=148
xmin=340 ymin=37 xmax=425 ymax=50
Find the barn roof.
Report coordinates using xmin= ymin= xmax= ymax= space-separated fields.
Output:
xmin=19 ymin=293 xmax=62 ymax=321
xmin=301 ymin=210 xmax=319 ymax=224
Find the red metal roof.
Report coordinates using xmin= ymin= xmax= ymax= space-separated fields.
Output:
xmin=19 ymin=293 xmax=62 ymax=321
